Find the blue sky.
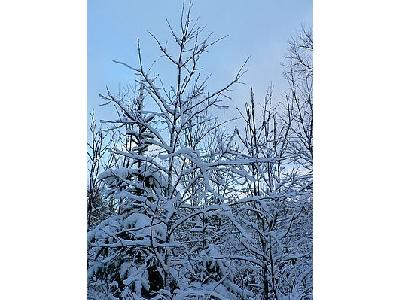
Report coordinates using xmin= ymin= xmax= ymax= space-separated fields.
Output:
xmin=88 ymin=0 xmax=312 ymax=123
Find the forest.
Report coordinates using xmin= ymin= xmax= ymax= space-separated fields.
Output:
xmin=87 ymin=3 xmax=312 ymax=299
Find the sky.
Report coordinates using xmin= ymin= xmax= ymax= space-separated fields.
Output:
xmin=88 ymin=0 xmax=312 ymax=125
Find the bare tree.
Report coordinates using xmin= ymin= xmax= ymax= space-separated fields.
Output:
xmin=284 ymin=27 xmax=313 ymax=170
xmin=228 ymin=84 xmax=312 ymax=299
xmin=87 ymin=111 xmax=114 ymax=228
